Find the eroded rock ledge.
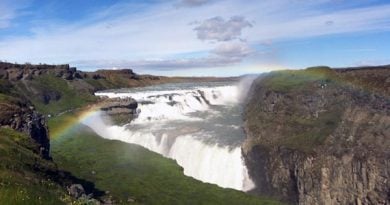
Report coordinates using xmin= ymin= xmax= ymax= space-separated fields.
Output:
xmin=0 ymin=98 xmax=50 ymax=159
xmin=99 ymin=97 xmax=138 ymax=126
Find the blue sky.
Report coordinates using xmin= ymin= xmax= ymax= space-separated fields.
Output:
xmin=0 ymin=0 xmax=389 ymax=76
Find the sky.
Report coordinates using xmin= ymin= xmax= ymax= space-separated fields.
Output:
xmin=0 ymin=0 xmax=389 ymax=76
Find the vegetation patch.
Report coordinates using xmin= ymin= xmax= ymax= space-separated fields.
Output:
xmin=0 ymin=128 xmax=70 ymax=205
xmin=263 ymin=67 xmax=335 ymax=92
xmin=22 ymin=75 xmax=97 ymax=115
xmin=49 ymin=114 xmax=283 ymax=205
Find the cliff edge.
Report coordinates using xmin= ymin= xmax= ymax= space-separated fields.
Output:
xmin=243 ymin=66 xmax=390 ymax=205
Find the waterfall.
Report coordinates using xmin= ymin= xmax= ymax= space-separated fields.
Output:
xmin=91 ymin=83 xmax=255 ymax=191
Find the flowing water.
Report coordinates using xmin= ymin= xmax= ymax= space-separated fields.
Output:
xmin=85 ymin=81 xmax=255 ymax=191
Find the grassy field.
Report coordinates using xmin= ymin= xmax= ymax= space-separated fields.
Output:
xmin=0 ymin=128 xmax=70 ymax=205
xmin=49 ymin=113 xmax=283 ymax=205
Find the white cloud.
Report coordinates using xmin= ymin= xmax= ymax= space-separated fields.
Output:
xmin=72 ymin=41 xmax=253 ymax=71
xmin=0 ymin=0 xmax=30 ymax=29
xmin=212 ymin=41 xmax=253 ymax=58
xmin=71 ymin=56 xmax=241 ymax=71
xmin=245 ymin=3 xmax=390 ymax=43
xmin=0 ymin=0 xmax=389 ymax=73
xmin=193 ymin=16 xmax=252 ymax=41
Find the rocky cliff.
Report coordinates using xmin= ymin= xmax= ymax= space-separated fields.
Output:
xmin=0 ymin=96 xmax=51 ymax=159
xmin=243 ymin=66 xmax=390 ymax=205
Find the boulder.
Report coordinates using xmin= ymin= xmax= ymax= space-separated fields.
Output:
xmin=67 ymin=184 xmax=86 ymax=199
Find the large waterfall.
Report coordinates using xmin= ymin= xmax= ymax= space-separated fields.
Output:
xmin=88 ymin=82 xmax=255 ymax=191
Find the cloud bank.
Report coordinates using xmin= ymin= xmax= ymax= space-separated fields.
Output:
xmin=0 ymin=0 xmax=389 ymax=74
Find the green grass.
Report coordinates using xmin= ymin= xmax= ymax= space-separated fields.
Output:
xmin=83 ymin=78 xmax=115 ymax=90
xmin=281 ymin=109 xmax=342 ymax=152
xmin=0 ymin=93 xmax=18 ymax=103
xmin=13 ymin=75 xmax=98 ymax=115
xmin=49 ymin=114 xmax=283 ymax=205
xmin=245 ymin=67 xmax=344 ymax=153
xmin=263 ymin=67 xmax=335 ymax=92
xmin=0 ymin=128 xmax=70 ymax=205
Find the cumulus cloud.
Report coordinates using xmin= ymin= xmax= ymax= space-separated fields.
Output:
xmin=212 ymin=42 xmax=253 ymax=58
xmin=176 ymin=0 xmax=212 ymax=7
xmin=193 ymin=16 xmax=252 ymax=42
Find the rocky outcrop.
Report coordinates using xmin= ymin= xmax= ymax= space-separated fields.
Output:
xmin=0 ymin=62 xmax=140 ymax=82
xmin=99 ymin=97 xmax=138 ymax=125
xmin=243 ymin=66 xmax=390 ymax=205
xmin=0 ymin=98 xmax=51 ymax=159
xmin=0 ymin=62 xmax=85 ymax=81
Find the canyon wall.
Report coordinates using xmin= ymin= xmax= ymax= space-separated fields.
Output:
xmin=243 ymin=66 xmax=390 ymax=205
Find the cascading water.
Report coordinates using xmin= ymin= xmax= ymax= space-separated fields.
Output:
xmin=88 ymin=82 xmax=255 ymax=191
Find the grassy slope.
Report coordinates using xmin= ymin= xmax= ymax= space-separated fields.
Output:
xmin=245 ymin=67 xmax=343 ymax=153
xmin=0 ymin=128 xmax=70 ymax=205
xmin=14 ymin=75 xmax=98 ymax=115
xmin=50 ymin=113 xmax=283 ymax=205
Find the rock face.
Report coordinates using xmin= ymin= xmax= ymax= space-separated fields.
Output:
xmin=0 ymin=98 xmax=51 ymax=159
xmin=243 ymin=66 xmax=390 ymax=205
xmin=99 ymin=97 xmax=138 ymax=125
xmin=0 ymin=62 xmax=139 ymax=82
xmin=0 ymin=62 xmax=84 ymax=81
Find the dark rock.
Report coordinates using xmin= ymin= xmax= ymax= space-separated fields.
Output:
xmin=69 ymin=67 xmax=77 ymax=72
xmin=99 ymin=97 xmax=138 ymax=125
xmin=0 ymin=101 xmax=51 ymax=159
xmin=22 ymin=73 xmax=33 ymax=80
xmin=73 ymin=71 xmax=83 ymax=79
xmin=0 ymin=69 xmax=8 ymax=79
xmin=68 ymin=184 xmax=86 ymax=199
xmin=40 ymin=90 xmax=61 ymax=104
xmin=8 ymin=69 xmax=23 ymax=80
xmin=62 ymin=72 xmax=73 ymax=80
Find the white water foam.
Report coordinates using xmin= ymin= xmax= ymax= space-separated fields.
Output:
xmin=90 ymin=84 xmax=255 ymax=191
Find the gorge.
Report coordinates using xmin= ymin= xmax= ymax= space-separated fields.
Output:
xmin=0 ymin=62 xmax=389 ymax=205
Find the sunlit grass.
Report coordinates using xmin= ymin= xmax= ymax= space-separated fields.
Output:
xmin=50 ymin=114 xmax=284 ymax=205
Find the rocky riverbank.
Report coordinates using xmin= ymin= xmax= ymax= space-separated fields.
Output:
xmin=243 ymin=66 xmax=390 ymax=205
xmin=99 ymin=97 xmax=138 ymax=125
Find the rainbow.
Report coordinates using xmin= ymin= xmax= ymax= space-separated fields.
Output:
xmin=49 ymin=104 xmax=103 ymax=140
